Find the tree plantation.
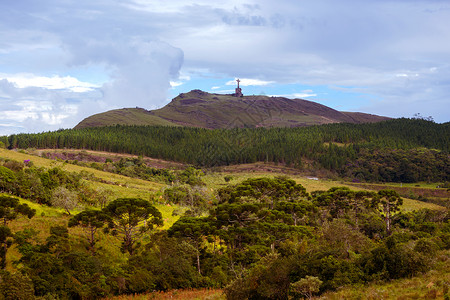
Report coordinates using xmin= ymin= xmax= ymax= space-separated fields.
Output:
xmin=3 ymin=119 xmax=449 ymax=183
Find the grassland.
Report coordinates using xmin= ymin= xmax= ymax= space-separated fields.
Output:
xmin=75 ymin=108 xmax=180 ymax=129
xmin=104 ymin=289 xmax=225 ymax=300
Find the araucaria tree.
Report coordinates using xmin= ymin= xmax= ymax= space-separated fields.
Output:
xmin=68 ymin=209 xmax=110 ymax=254
xmin=103 ymin=198 xmax=163 ymax=255
xmin=0 ymin=195 xmax=35 ymax=269
xmin=373 ymin=190 xmax=403 ymax=236
xmin=168 ymin=216 xmax=215 ymax=275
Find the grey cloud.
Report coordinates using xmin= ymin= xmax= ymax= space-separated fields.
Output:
xmin=1 ymin=0 xmax=449 ymax=134
xmin=2 ymin=0 xmax=184 ymax=108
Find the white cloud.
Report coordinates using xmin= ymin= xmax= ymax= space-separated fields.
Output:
xmin=226 ymin=78 xmax=274 ymax=86
xmin=0 ymin=79 xmax=104 ymax=134
xmin=270 ymin=92 xmax=317 ymax=99
xmin=0 ymin=74 xmax=100 ymax=92
xmin=170 ymin=81 xmax=183 ymax=88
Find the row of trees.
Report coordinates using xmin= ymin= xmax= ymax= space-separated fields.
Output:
xmin=2 ymin=118 xmax=449 ymax=182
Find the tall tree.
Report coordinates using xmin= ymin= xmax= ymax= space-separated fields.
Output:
xmin=68 ymin=209 xmax=110 ymax=254
xmin=373 ymin=190 xmax=403 ymax=236
xmin=168 ymin=216 xmax=215 ymax=274
xmin=103 ymin=198 xmax=163 ymax=255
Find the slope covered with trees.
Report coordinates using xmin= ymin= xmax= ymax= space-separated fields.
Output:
xmin=4 ymin=118 xmax=449 ymax=183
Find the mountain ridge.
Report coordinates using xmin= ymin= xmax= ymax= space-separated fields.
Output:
xmin=75 ymin=90 xmax=390 ymax=129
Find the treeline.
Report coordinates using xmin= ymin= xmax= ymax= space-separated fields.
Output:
xmin=1 ymin=177 xmax=449 ymax=299
xmin=2 ymin=118 xmax=449 ymax=182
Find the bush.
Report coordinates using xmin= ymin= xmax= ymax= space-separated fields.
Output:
xmin=290 ymin=276 xmax=323 ymax=300
xmin=0 ymin=270 xmax=35 ymax=300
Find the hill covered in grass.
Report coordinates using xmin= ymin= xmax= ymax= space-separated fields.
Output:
xmin=75 ymin=90 xmax=390 ymax=129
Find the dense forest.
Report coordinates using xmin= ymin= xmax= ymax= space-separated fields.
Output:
xmin=2 ymin=118 xmax=449 ymax=183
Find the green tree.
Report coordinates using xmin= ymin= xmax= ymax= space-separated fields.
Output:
xmin=103 ymin=198 xmax=163 ymax=255
xmin=218 ymin=176 xmax=308 ymax=208
xmin=0 ymin=270 xmax=35 ymax=300
xmin=0 ymin=165 xmax=16 ymax=193
xmin=224 ymin=253 xmax=291 ymax=300
xmin=373 ymin=190 xmax=403 ymax=236
xmin=94 ymin=187 xmax=114 ymax=209
xmin=168 ymin=216 xmax=215 ymax=275
xmin=275 ymin=200 xmax=316 ymax=226
xmin=68 ymin=209 xmax=110 ymax=254
xmin=0 ymin=195 xmax=35 ymax=269
xmin=16 ymin=226 xmax=111 ymax=298
xmin=290 ymin=275 xmax=323 ymax=300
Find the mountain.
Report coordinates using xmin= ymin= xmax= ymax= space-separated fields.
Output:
xmin=74 ymin=90 xmax=390 ymax=129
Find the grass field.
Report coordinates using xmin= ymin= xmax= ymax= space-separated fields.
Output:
xmin=0 ymin=148 xmax=164 ymax=193
xmin=104 ymin=288 xmax=225 ymax=300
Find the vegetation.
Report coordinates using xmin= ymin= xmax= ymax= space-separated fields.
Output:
xmin=0 ymin=195 xmax=35 ymax=269
xmin=4 ymin=118 xmax=449 ymax=183
xmin=0 ymin=117 xmax=448 ymax=299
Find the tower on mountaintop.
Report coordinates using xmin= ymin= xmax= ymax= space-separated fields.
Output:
xmin=234 ymin=78 xmax=243 ymax=97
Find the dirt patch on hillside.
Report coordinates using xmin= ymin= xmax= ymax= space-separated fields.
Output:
xmin=34 ymin=149 xmax=185 ymax=169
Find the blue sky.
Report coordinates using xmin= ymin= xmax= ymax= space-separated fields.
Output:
xmin=1 ymin=0 xmax=449 ymax=134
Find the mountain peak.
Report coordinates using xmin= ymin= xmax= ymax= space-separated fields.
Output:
xmin=75 ymin=90 xmax=390 ymax=129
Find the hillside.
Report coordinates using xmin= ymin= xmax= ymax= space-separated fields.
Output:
xmin=75 ymin=90 xmax=390 ymax=129
xmin=1 ymin=147 xmax=448 ymax=299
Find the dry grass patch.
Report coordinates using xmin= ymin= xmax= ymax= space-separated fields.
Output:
xmin=103 ymin=288 xmax=224 ymax=300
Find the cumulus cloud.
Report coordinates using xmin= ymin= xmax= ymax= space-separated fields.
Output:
xmin=0 ymin=0 xmax=185 ymax=134
xmin=1 ymin=0 xmax=449 ymax=135
xmin=0 ymin=78 xmax=104 ymax=134
xmin=161 ymin=0 xmax=450 ymax=121
xmin=0 ymin=74 xmax=100 ymax=92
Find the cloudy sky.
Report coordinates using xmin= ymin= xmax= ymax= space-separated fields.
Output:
xmin=1 ymin=0 xmax=449 ymax=134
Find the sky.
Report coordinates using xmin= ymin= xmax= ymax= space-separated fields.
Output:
xmin=1 ymin=0 xmax=449 ymax=135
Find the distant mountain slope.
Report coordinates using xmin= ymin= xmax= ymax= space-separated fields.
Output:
xmin=74 ymin=107 xmax=180 ymax=129
xmin=75 ymin=90 xmax=390 ymax=129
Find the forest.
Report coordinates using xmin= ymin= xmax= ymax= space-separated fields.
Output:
xmin=0 ymin=118 xmax=449 ymax=299
xmin=2 ymin=118 xmax=449 ymax=183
